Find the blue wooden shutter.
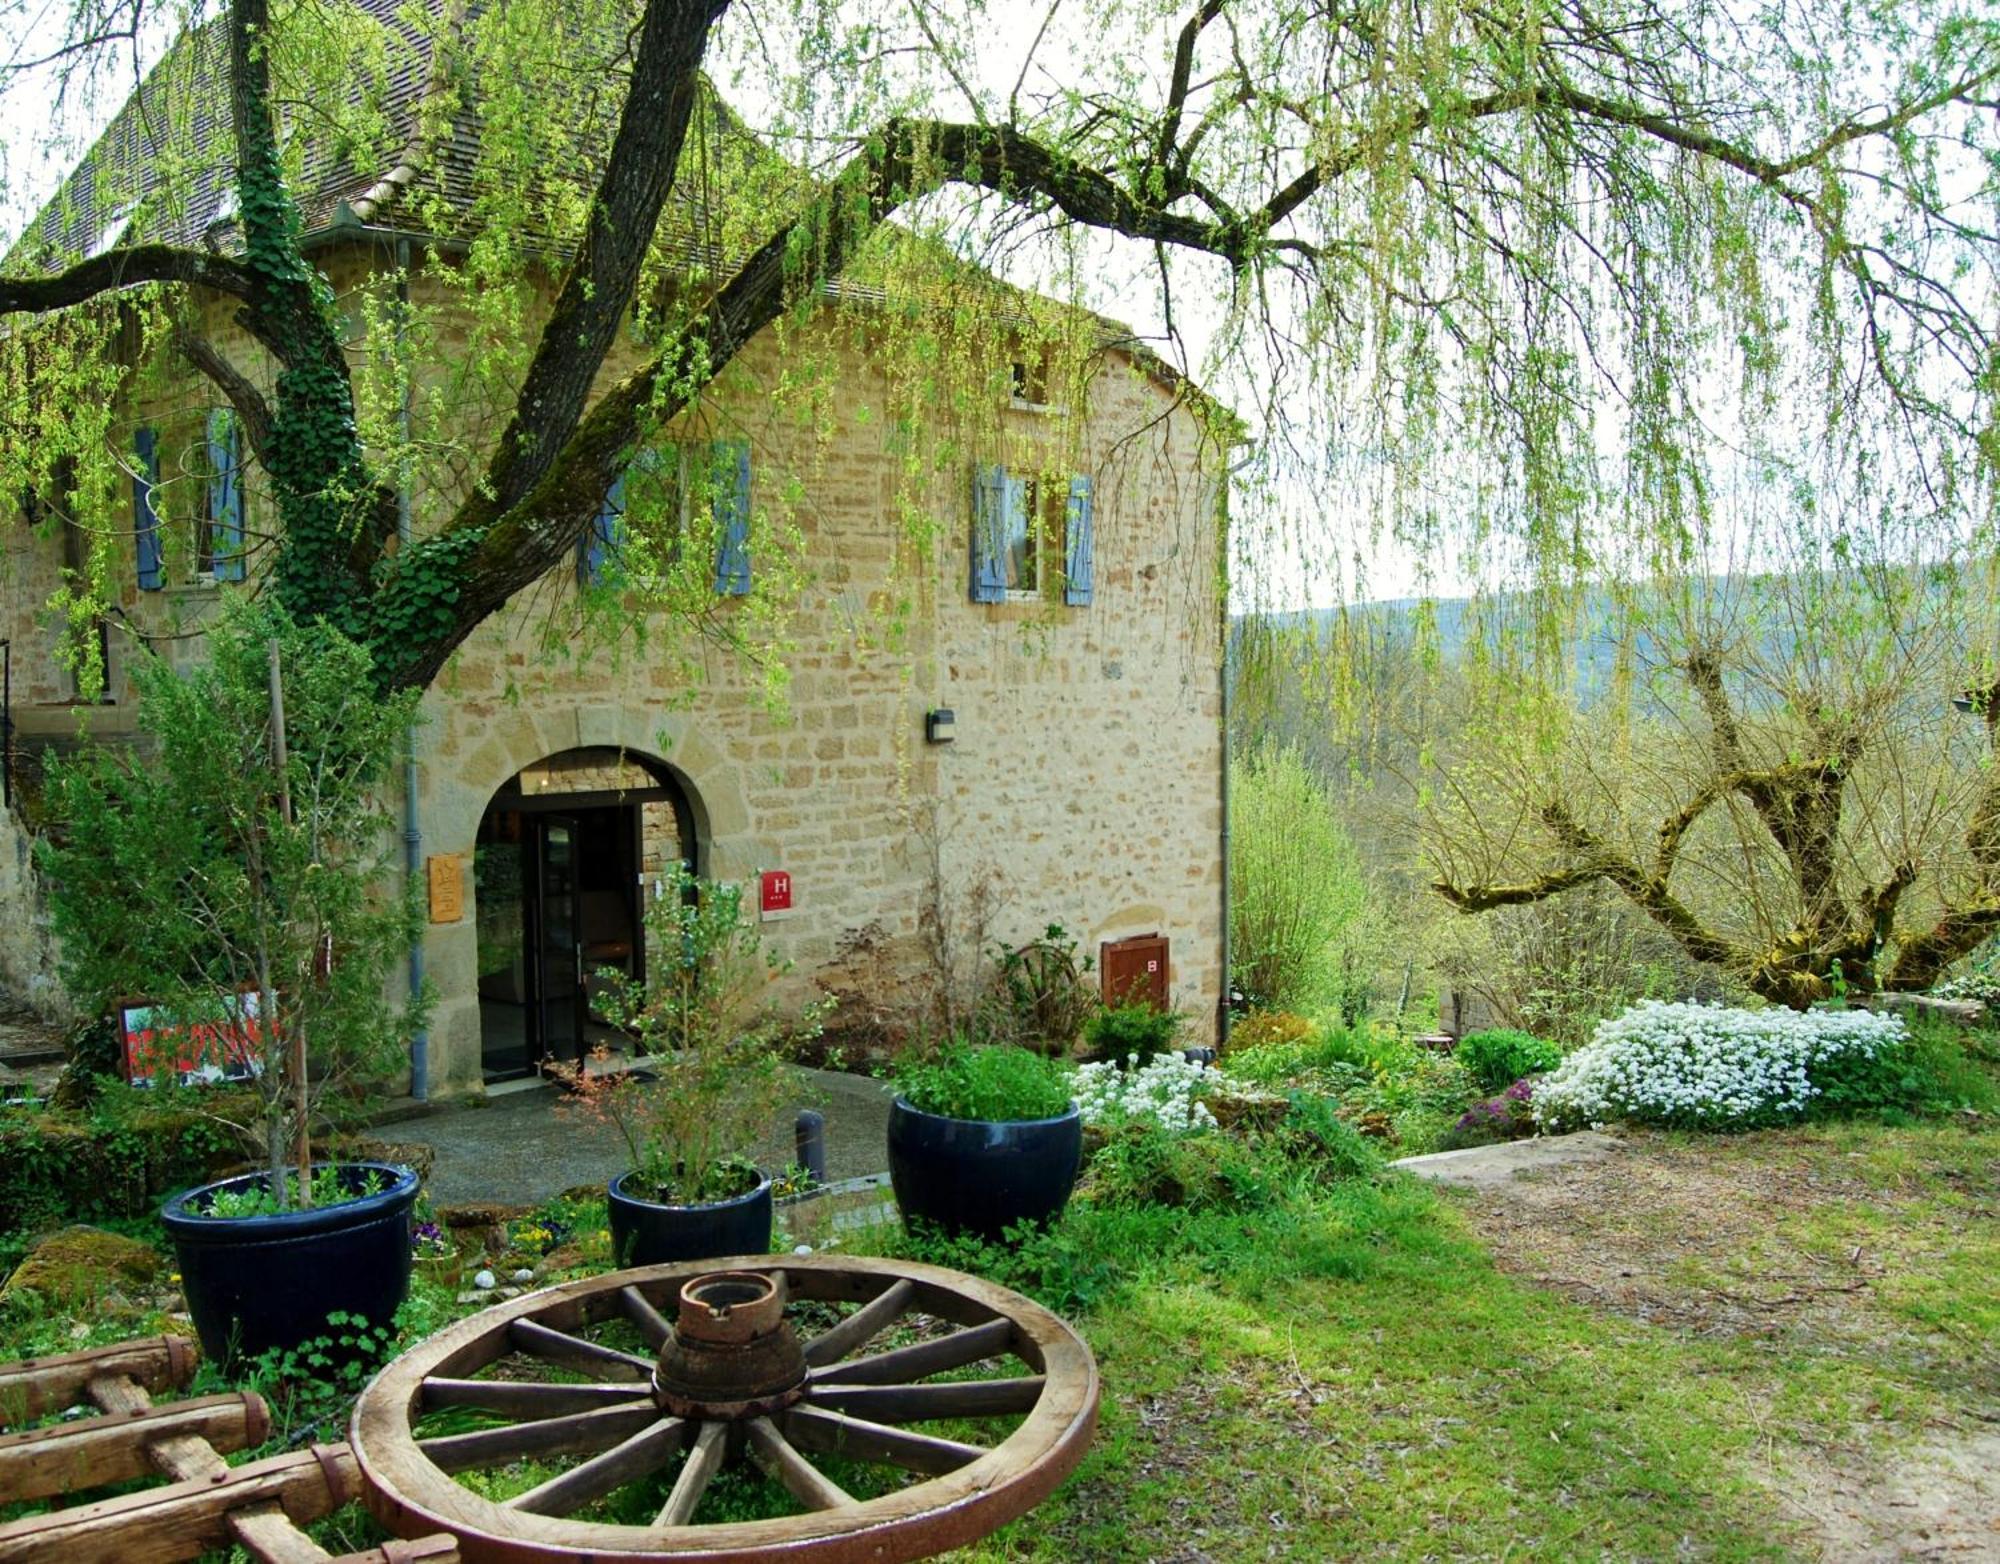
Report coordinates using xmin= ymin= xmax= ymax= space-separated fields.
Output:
xmin=711 ymin=441 xmax=752 ymax=595
xmin=206 ymin=408 xmax=245 ymax=581
xmin=970 ymin=464 xmax=1007 ymax=602
xmin=1064 ymin=474 xmax=1094 ymax=605
xmin=579 ymin=470 xmax=626 ymax=585
xmin=133 ymin=426 xmax=164 ymax=590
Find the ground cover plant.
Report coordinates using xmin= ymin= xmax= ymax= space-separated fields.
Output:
xmin=1455 ymin=1027 xmax=1563 ymax=1094
xmin=1073 ymin=1052 xmax=1217 ymax=1134
xmin=1535 ymin=1001 xmax=1925 ymax=1131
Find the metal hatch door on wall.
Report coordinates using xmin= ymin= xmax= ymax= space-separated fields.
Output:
xmin=1100 ymin=933 xmax=1170 ymax=1010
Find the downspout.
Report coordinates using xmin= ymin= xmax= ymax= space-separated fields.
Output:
xmin=1215 ymin=447 xmax=1256 ymax=1052
xmin=396 ymin=237 xmax=429 ymax=1101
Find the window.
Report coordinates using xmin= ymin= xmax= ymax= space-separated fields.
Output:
xmin=970 ymin=465 xmax=1093 ymax=605
xmin=203 ymin=408 xmax=246 ymax=582
xmin=577 ymin=441 xmax=750 ymax=595
xmin=134 ymin=426 xmax=163 ymax=591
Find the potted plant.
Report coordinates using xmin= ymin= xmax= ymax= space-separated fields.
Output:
xmin=887 ymin=1040 xmax=1081 ymax=1238
xmin=40 ymin=603 xmax=426 ymax=1366
xmin=558 ymin=863 xmax=808 ymax=1265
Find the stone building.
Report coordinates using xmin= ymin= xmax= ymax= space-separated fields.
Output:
xmin=0 ymin=3 xmax=1230 ymax=1095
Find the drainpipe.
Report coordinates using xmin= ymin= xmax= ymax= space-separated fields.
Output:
xmin=396 ymin=237 xmax=429 ymax=1101
xmin=1215 ymin=448 xmax=1258 ymax=1052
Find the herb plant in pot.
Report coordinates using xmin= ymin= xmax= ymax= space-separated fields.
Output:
xmin=559 ymin=863 xmax=806 ymax=1266
xmin=40 ymin=604 xmax=427 ymax=1367
xmin=887 ymin=1041 xmax=1081 ymax=1238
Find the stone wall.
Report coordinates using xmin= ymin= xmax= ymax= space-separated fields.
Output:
xmin=1 ymin=245 xmax=1228 ymax=1089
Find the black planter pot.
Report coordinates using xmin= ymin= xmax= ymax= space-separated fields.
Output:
xmin=607 ymin=1171 xmax=774 ymax=1267
xmin=887 ymin=1098 xmax=1083 ymax=1240
xmin=159 ymin=1162 xmax=419 ymax=1368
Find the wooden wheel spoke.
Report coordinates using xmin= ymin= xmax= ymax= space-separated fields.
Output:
xmin=654 ymin=1420 xmax=726 ymax=1526
xmin=813 ymin=1316 xmax=1017 ymax=1387
xmin=419 ymin=1379 xmax=651 ymax=1418
xmin=509 ymin=1318 xmax=655 ymax=1380
xmin=801 ymin=1279 xmax=915 ymax=1368
xmin=503 ymin=1416 xmax=684 ymax=1516
xmin=418 ymin=1401 xmax=662 ymax=1473
xmin=806 ymin=1376 xmax=1046 ymax=1421
xmin=746 ymin=1416 xmax=854 ymax=1511
xmin=620 ymin=1284 xmax=672 ymax=1351
xmin=785 ymin=1404 xmax=989 ymax=1476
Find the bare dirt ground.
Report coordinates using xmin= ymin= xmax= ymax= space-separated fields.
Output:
xmin=1448 ymin=1126 xmax=2000 ymax=1561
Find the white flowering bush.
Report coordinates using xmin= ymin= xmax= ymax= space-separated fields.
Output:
xmin=1075 ymin=1054 xmax=1218 ymax=1134
xmin=1534 ymin=1001 xmax=1906 ymax=1131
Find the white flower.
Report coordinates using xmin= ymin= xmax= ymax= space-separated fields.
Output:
xmin=1533 ymin=1001 xmax=1903 ymax=1132
xmin=1077 ymin=1053 xmax=1216 ymax=1134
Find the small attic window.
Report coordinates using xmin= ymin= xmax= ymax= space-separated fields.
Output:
xmin=1009 ymin=352 xmax=1048 ymax=405
xmin=88 ymin=204 xmax=136 ymax=258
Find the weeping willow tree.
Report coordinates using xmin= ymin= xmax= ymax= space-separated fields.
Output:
xmin=0 ymin=3 xmax=1994 ymax=714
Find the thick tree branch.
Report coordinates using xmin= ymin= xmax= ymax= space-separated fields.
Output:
xmin=173 ymin=329 xmax=274 ymax=464
xmin=0 ymin=245 xmax=254 ymax=316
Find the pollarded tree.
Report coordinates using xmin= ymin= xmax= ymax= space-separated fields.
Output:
xmin=1423 ymin=564 xmax=2000 ymax=1006
xmin=0 ymin=0 xmax=1995 ymax=698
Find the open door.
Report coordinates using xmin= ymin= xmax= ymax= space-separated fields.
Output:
xmin=530 ymin=814 xmax=585 ymax=1069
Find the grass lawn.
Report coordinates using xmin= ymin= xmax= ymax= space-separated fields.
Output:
xmin=1 ymin=1115 xmax=1992 ymax=1560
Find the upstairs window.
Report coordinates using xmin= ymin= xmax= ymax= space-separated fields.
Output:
xmin=970 ymin=465 xmax=1094 ymax=605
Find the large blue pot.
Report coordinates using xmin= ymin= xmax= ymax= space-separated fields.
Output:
xmin=607 ymin=1170 xmax=774 ymax=1267
xmin=887 ymin=1097 xmax=1083 ymax=1239
xmin=160 ymin=1162 xmax=418 ymax=1367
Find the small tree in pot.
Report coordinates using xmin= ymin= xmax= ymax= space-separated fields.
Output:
xmin=40 ymin=600 xmax=426 ymax=1363
xmin=559 ymin=863 xmax=811 ymax=1265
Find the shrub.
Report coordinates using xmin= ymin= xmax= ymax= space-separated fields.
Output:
xmin=1534 ymin=1001 xmax=1907 ymax=1131
xmin=1230 ymin=745 xmax=1373 ymax=1014
xmin=1074 ymin=1053 xmax=1216 ymax=1133
xmin=1081 ymin=1003 xmax=1184 ymax=1066
xmin=1228 ymin=1009 xmax=1319 ymax=1054
xmin=1222 ymin=1021 xmax=1371 ymax=1088
xmin=1440 ymin=1079 xmax=1540 ymax=1149
xmin=892 ymin=1042 xmax=1074 ymax=1121
xmin=1272 ymin=1091 xmax=1383 ymax=1181
xmin=1456 ymin=1028 xmax=1562 ymax=1093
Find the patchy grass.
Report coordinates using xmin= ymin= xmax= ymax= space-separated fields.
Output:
xmin=3 ymin=1109 xmax=1993 ymax=1559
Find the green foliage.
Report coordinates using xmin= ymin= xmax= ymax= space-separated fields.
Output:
xmin=200 ymin=1165 xmax=389 ymax=1219
xmin=1230 ymin=745 xmax=1374 ymax=1018
xmin=37 ymin=599 xmax=424 ymax=1202
xmin=1083 ymin=1120 xmax=1278 ymax=1210
xmin=1227 ymin=1008 xmax=1320 ymax=1054
xmin=1222 ymin=1021 xmax=1372 ymax=1088
xmin=0 ymin=1087 xmax=247 ymax=1241
xmin=1807 ymin=1018 xmax=2000 ymax=1123
xmin=1271 ymin=1090 xmax=1384 ymax=1181
xmin=1455 ymin=1028 xmax=1563 ymax=1094
xmin=557 ymin=863 xmax=812 ymax=1205
xmin=892 ymin=1041 xmax=1074 ymax=1122
xmin=1080 ymin=1002 xmax=1183 ymax=1066
xmin=988 ymin=925 xmax=1096 ymax=1054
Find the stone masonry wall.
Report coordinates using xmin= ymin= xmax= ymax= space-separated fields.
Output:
xmin=0 ymin=245 xmax=1227 ymax=1089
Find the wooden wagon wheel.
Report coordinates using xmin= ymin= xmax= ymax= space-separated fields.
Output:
xmin=350 ymin=1254 xmax=1098 ymax=1563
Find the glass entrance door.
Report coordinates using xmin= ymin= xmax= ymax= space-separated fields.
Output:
xmin=531 ymin=814 xmax=584 ymax=1068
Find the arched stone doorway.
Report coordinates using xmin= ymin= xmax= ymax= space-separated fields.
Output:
xmin=473 ymin=747 xmax=698 ymax=1083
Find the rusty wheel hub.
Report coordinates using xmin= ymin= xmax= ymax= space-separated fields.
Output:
xmin=652 ymin=1271 xmax=807 ymax=1421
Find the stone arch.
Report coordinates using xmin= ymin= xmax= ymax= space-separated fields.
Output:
xmin=415 ymin=700 xmax=754 ymax=1093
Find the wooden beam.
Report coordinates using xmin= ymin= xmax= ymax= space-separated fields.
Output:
xmin=0 ymin=1337 xmax=197 ymax=1429
xmin=801 ymin=1280 xmax=914 ymax=1368
xmin=0 ymin=1443 xmax=359 ymax=1564
xmin=0 ymin=1391 xmax=269 ymax=1502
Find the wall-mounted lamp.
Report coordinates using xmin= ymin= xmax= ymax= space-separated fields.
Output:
xmin=924 ymin=708 xmax=956 ymax=744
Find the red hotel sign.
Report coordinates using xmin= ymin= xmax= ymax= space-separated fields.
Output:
xmin=760 ymin=870 xmax=793 ymax=915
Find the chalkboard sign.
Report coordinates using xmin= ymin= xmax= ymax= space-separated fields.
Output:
xmin=118 ymin=992 xmax=267 ymax=1087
